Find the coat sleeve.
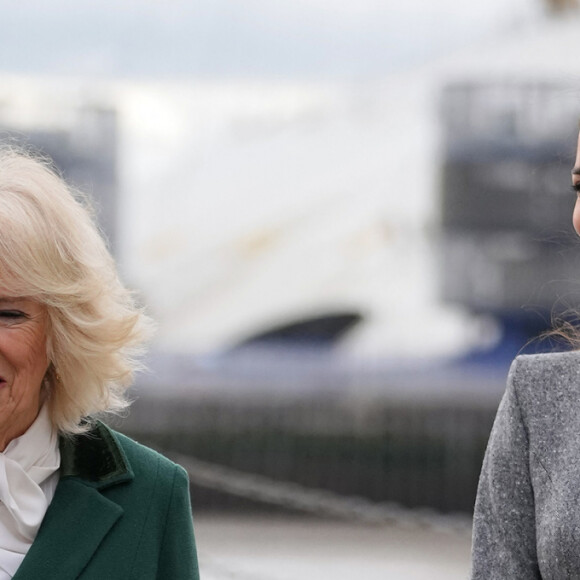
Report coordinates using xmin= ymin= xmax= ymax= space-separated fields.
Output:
xmin=470 ymin=357 xmax=541 ymax=579
xmin=158 ymin=465 xmax=200 ymax=580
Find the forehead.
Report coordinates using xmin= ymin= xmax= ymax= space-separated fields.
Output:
xmin=0 ymin=265 xmax=39 ymax=296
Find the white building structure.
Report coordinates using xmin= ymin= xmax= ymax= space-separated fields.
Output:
xmin=0 ymin=11 xmax=578 ymax=358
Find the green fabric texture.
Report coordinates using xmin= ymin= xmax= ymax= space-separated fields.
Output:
xmin=12 ymin=422 xmax=199 ymax=580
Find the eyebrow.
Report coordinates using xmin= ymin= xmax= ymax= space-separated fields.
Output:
xmin=0 ymin=299 xmax=18 ymax=306
xmin=0 ymin=297 xmax=25 ymax=304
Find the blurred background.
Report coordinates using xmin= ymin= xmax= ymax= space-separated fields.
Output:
xmin=1 ymin=0 xmax=580 ymax=577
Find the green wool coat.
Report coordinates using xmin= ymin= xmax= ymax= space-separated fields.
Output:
xmin=12 ymin=422 xmax=199 ymax=580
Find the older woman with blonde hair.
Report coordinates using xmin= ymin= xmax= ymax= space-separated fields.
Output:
xmin=0 ymin=148 xmax=199 ymax=579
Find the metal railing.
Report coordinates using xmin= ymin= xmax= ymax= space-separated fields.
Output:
xmin=113 ymin=351 xmax=505 ymax=516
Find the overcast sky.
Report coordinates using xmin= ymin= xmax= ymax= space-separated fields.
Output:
xmin=0 ymin=0 xmax=541 ymax=80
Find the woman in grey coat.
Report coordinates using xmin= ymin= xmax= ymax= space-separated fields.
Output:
xmin=471 ymin=134 xmax=580 ymax=578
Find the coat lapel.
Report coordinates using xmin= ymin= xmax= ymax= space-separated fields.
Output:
xmin=12 ymin=480 xmax=123 ymax=580
xmin=13 ymin=422 xmax=134 ymax=580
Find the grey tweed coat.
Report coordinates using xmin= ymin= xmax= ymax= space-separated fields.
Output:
xmin=471 ymin=351 xmax=580 ymax=579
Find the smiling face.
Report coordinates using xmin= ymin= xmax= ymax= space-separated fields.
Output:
xmin=0 ymin=297 xmax=49 ymax=450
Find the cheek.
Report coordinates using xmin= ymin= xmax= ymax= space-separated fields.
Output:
xmin=27 ymin=333 xmax=49 ymax=378
xmin=10 ymin=329 xmax=48 ymax=382
xmin=573 ymin=198 xmax=580 ymax=236
xmin=25 ymin=338 xmax=48 ymax=374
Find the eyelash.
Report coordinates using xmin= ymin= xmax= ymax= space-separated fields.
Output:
xmin=571 ymin=184 xmax=580 ymax=194
xmin=0 ymin=311 xmax=26 ymax=319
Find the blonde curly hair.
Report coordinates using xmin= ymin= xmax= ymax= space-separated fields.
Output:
xmin=0 ymin=147 xmax=153 ymax=434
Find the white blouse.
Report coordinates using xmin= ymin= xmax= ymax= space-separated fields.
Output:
xmin=0 ymin=405 xmax=60 ymax=579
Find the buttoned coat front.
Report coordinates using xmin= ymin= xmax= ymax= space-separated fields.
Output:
xmin=11 ymin=422 xmax=199 ymax=580
xmin=471 ymin=351 xmax=580 ymax=579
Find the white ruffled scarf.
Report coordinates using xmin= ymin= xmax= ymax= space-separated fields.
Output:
xmin=0 ymin=405 xmax=60 ymax=579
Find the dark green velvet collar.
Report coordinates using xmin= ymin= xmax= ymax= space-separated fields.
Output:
xmin=58 ymin=421 xmax=134 ymax=489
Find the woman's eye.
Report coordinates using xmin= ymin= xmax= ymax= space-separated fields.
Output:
xmin=0 ymin=310 xmax=26 ymax=320
xmin=571 ymin=183 xmax=580 ymax=194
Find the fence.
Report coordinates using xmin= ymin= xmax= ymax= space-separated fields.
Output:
xmin=115 ymin=350 xmax=507 ymax=516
